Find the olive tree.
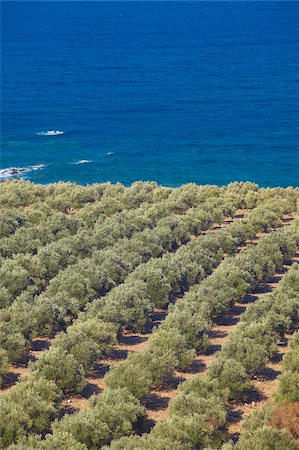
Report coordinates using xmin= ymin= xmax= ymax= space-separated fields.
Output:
xmin=52 ymin=319 xmax=117 ymax=372
xmin=0 ymin=348 xmax=9 ymax=387
xmin=52 ymin=388 xmax=145 ymax=448
xmin=30 ymin=348 xmax=86 ymax=393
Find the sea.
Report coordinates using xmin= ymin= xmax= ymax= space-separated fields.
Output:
xmin=1 ymin=1 xmax=299 ymax=187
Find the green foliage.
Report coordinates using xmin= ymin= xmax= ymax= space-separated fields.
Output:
xmin=53 ymin=388 xmax=145 ymax=449
xmin=52 ymin=319 xmax=117 ymax=372
xmin=290 ymin=330 xmax=299 ymax=350
xmin=276 ymin=351 xmax=299 ymax=403
xmin=30 ymin=348 xmax=86 ymax=393
xmin=0 ymin=376 xmax=60 ymax=447
xmin=0 ymin=348 xmax=9 ymax=386
xmin=233 ymin=426 xmax=297 ymax=450
xmin=0 ymin=398 xmax=30 ymax=448
xmin=169 ymin=393 xmax=227 ymax=431
xmin=105 ymin=353 xmax=153 ymax=399
xmin=107 ymin=435 xmax=186 ymax=450
xmin=147 ymin=328 xmax=195 ymax=369
xmin=0 ymin=181 xmax=298 ymax=449
xmin=220 ymin=323 xmax=277 ymax=374
xmin=0 ymin=209 xmax=29 ymax=238
xmin=152 ymin=413 xmax=225 ymax=450
xmin=0 ymin=318 xmax=27 ymax=361
xmin=178 ymin=374 xmax=229 ymax=401
xmin=6 ymin=432 xmax=87 ymax=450
xmin=128 ymin=262 xmax=171 ymax=307
xmin=163 ymin=301 xmax=211 ymax=350
xmin=240 ymin=404 xmax=274 ymax=434
xmin=106 ymin=329 xmax=195 ymax=399
xmin=93 ymin=280 xmax=154 ymax=332
xmin=207 ymin=357 xmax=250 ymax=400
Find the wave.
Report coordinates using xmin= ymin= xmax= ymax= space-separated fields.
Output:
xmin=71 ymin=160 xmax=92 ymax=165
xmin=0 ymin=164 xmax=46 ymax=179
xmin=36 ymin=130 xmax=64 ymax=136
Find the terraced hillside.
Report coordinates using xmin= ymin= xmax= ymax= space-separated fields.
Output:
xmin=0 ymin=180 xmax=298 ymax=450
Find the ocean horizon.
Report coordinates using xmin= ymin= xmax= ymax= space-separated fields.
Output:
xmin=1 ymin=1 xmax=299 ymax=187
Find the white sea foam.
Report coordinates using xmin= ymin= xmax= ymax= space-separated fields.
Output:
xmin=36 ymin=130 xmax=64 ymax=136
xmin=31 ymin=164 xmax=46 ymax=170
xmin=0 ymin=164 xmax=46 ymax=179
xmin=71 ymin=160 xmax=92 ymax=165
xmin=106 ymin=152 xmax=114 ymax=156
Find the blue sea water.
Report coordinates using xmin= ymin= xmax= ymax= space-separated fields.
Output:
xmin=1 ymin=1 xmax=299 ymax=187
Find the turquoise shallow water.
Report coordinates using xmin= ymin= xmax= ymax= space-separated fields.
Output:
xmin=1 ymin=1 xmax=299 ymax=186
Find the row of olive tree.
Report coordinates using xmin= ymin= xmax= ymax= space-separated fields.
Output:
xmin=0 ymin=187 xmax=247 ymax=366
xmin=5 ymin=198 xmax=290 ymax=389
xmin=34 ymin=200 xmax=281 ymax=396
xmin=15 ymin=201 xmax=293 ymax=450
xmin=1 ymin=201 xmax=234 ymax=387
xmin=0 ymin=187 xmax=297 ymax=449
xmin=172 ymin=244 xmax=299 ymax=450
xmin=103 ymin=207 xmax=296 ymax=398
xmin=0 ymin=182 xmax=229 ymax=307
xmin=102 ymin=224 xmax=298 ymax=449
xmin=222 ymin=329 xmax=299 ymax=449
xmin=0 ymin=181 xmax=172 ymax=258
xmin=1 ymin=183 xmax=294 ymax=308
xmin=0 ymin=180 xmax=164 ymax=210
xmin=0 ymin=376 xmax=145 ymax=450
xmin=2 ymin=181 xmax=295 ymax=258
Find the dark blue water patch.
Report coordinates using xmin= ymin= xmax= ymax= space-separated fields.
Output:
xmin=1 ymin=1 xmax=298 ymax=187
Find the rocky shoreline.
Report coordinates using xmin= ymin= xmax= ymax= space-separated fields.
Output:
xmin=0 ymin=164 xmax=45 ymax=179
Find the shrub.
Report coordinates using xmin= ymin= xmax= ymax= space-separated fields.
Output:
xmin=276 ymin=370 xmax=299 ymax=403
xmin=207 ymin=357 xmax=250 ymax=400
xmin=8 ymin=376 xmax=60 ymax=433
xmin=105 ymin=354 xmax=153 ymax=399
xmin=276 ymin=344 xmax=299 ymax=403
xmin=52 ymin=319 xmax=117 ymax=372
xmin=147 ymin=329 xmax=195 ymax=369
xmin=0 ymin=348 xmax=9 ymax=387
xmin=164 ymin=301 xmax=211 ymax=350
xmin=169 ymin=392 xmax=227 ymax=432
xmin=94 ymin=280 xmax=154 ymax=332
xmin=136 ymin=347 xmax=178 ymax=388
xmin=0 ymin=209 xmax=29 ymax=238
xmin=128 ymin=263 xmax=171 ymax=307
xmin=240 ymin=404 xmax=274 ymax=434
xmin=0 ymin=375 xmax=60 ymax=446
xmin=7 ymin=432 xmax=87 ymax=450
xmin=30 ymin=348 xmax=86 ymax=393
xmin=0 ymin=320 xmax=27 ymax=361
xmin=0 ymin=398 xmax=31 ymax=447
xmin=107 ymin=435 xmax=185 ymax=450
xmin=235 ymin=426 xmax=297 ymax=450
xmin=290 ymin=331 xmax=299 ymax=350
xmin=178 ymin=374 xmax=229 ymax=402
xmin=152 ymin=414 xmax=221 ymax=449
xmin=220 ymin=323 xmax=277 ymax=374
xmin=53 ymin=388 xmax=145 ymax=448
xmin=281 ymin=348 xmax=299 ymax=372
